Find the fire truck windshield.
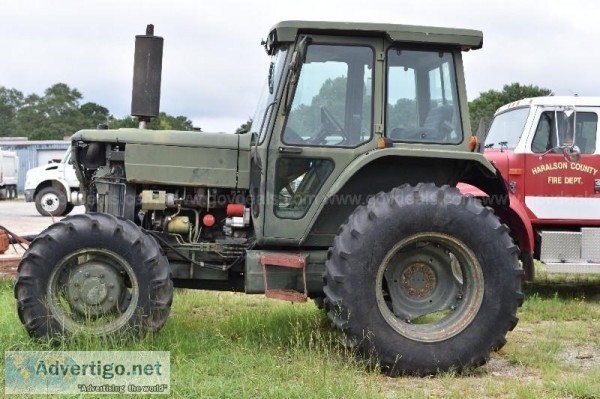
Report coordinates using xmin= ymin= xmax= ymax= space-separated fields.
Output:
xmin=485 ymin=107 xmax=530 ymax=150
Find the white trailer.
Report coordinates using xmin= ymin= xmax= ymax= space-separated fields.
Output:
xmin=0 ymin=150 xmax=19 ymax=199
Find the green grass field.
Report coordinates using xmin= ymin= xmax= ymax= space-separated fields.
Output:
xmin=1 ymin=276 xmax=599 ymax=398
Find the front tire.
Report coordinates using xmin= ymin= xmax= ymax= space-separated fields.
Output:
xmin=15 ymin=213 xmax=173 ymax=338
xmin=324 ymin=183 xmax=523 ymax=375
xmin=35 ymin=187 xmax=67 ymax=216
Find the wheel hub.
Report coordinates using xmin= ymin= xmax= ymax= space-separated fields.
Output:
xmin=377 ymin=233 xmax=484 ymax=342
xmin=41 ymin=194 xmax=59 ymax=212
xmin=67 ymin=262 xmax=124 ymax=316
xmin=400 ymin=262 xmax=436 ymax=299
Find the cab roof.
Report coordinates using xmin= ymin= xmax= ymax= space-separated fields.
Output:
xmin=495 ymin=96 xmax=600 ymax=115
xmin=265 ymin=20 xmax=483 ymax=53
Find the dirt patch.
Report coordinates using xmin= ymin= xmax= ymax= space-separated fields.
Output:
xmin=481 ymin=354 xmax=540 ymax=380
xmin=559 ymin=345 xmax=600 ymax=370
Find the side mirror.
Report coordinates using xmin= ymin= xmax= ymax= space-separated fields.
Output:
xmin=563 ymin=145 xmax=581 ymax=163
xmin=556 ymin=108 xmax=576 ymax=148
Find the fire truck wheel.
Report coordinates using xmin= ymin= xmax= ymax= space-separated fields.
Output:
xmin=324 ymin=183 xmax=524 ymax=376
xmin=520 ymin=252 xmax=535 ymax=282
xmin=15 ymin=213 xmax=173 ymax=338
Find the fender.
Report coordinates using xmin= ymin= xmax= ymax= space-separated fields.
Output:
xmin=506 ymin=193 xmax=535 ymax=252
xmin=36 ymin=178 xmax=73 ymax=199
xmin=301 ymin=147 xmax=502 ymax=243
xmin=458 ymin=182 xmax=534 ymax=253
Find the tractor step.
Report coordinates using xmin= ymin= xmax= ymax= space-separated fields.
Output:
xmin=260 ymin=253 xmax=308 ymax=302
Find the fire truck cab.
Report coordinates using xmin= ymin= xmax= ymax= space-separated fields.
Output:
xmin=464 ymin=96 xmax=600 ymax=278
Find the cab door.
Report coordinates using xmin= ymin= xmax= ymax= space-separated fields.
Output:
xmin=262 ymin=35 xmax=381 ymax=243
xmin=524 ymin=106 xmax=600 ymax=222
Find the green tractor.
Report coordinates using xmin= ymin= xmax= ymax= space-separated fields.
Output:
xmin=15 ymin=22 xmax=523 ymax=375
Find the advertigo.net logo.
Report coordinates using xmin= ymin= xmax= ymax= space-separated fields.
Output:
xmin=4 ymin=351 xmax=170 ymax=395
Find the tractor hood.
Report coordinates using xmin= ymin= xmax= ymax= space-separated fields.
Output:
xmin=72 ymin=128 xmax=253 ymax=189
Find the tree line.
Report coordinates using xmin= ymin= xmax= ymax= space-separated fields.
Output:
xmin=0 ymin=81 xmax=552 ymax=141
xmin=469 ymin=83 xmax=552 ymax=133
xmin=0 ymin=83 xmax=195 ymax=140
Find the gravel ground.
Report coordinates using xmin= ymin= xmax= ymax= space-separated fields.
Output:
xmin=0 ymin=199 xmax=84 ymax=276
xmin=0 ymin=198 xmax=84 ymax=237
xmin=0 ymin=199 xmax=85 ymax=245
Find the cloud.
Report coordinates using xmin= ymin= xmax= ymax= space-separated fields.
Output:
xmin=1 ymin=0 xmax=598 ymax=131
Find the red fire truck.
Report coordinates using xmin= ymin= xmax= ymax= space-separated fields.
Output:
xmin=460 ymin=96 xmax=600 ymax=280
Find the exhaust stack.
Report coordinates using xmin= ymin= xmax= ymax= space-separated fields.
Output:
xmin=131 ymin=24 xmax=163 ymax=129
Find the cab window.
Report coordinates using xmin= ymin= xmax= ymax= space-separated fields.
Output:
xmin=274 ymin=157 xmax=334 ymax=219
xmin=387 ymin=49 xmax=463 ymax=143
xmin=485 ymin=108 xmax=530 ymax=150
xmin=532 ymin=111 xmax=597 ymax=154
xmin=251 ymin=47 xmax=288 ymax=143
xmin=282 ymin=44 xmax=374 ymax=147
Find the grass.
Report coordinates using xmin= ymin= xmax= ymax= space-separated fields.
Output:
xmin=1 ymin=276 xmax=600 ymax=398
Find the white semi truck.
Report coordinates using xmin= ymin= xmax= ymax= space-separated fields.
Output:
xmin=24 ymin=149 xmax=83 ymax=216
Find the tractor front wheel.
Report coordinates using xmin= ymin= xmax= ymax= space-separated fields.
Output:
xmin=15 ymin=213 xmax=173 ymax=338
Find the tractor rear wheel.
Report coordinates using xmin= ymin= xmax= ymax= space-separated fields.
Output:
xmin=15 ymin=213 xmax=173 ymax=338
xmin=324 ymin=183 xmax=523 ymax=375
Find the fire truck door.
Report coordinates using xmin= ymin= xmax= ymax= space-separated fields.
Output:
xmin=524 ymin=107 xmax=600 ymax=221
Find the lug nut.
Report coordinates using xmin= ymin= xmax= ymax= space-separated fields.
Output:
xmin=84 ymin=272 xmax=91 ymax=278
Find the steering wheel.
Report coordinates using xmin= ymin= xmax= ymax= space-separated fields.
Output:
xmin=307 ymin=107 xmax=349 ymax=145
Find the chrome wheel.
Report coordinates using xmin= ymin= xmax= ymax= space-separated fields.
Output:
xmin=40 ymin=192 xmax=61 ymax=214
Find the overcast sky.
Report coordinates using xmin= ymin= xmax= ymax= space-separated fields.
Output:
xmin=0 ymin=1 xmax=597 ymax=132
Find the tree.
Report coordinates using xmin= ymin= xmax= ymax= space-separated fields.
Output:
xmin=15 ymin=83 xmax=87 ymax=140
xmin=236 ymin=118 xmax=252 ymax=133
xmin=388 ymin=98 xmax=417 ymax=129
xmin=0 ymin=87 xmax=24 ymax=136
xmin=469 ymin=83 xmax=553 ymax=134
xmin=109 ymin=113 xmax=195 ymax=131
xmin=1 ymin=82 xmax=197 ymax=139
xmin=80 ymin=102 xmax=110 ymax=128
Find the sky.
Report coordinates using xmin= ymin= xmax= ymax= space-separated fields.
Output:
xmin=0 ymin=0 xmax=598 ymax=133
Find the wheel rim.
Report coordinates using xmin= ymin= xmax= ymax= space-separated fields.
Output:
xmin=47 ymin=248 xmax=139 ymax=335
xmin=375 ymin=232 xmax=484 ymax=343
xmin=40 ymin=192 xmax=60 ymax=213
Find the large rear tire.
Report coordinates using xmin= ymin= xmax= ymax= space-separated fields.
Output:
xmin=324 ymin=183 xmax=523 ymax=375
xmin=15 ymin=213 xmax=173 ymax=338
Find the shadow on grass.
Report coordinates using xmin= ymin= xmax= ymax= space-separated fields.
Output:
xmin=523 ymin=281 xmax=600 ymax=301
